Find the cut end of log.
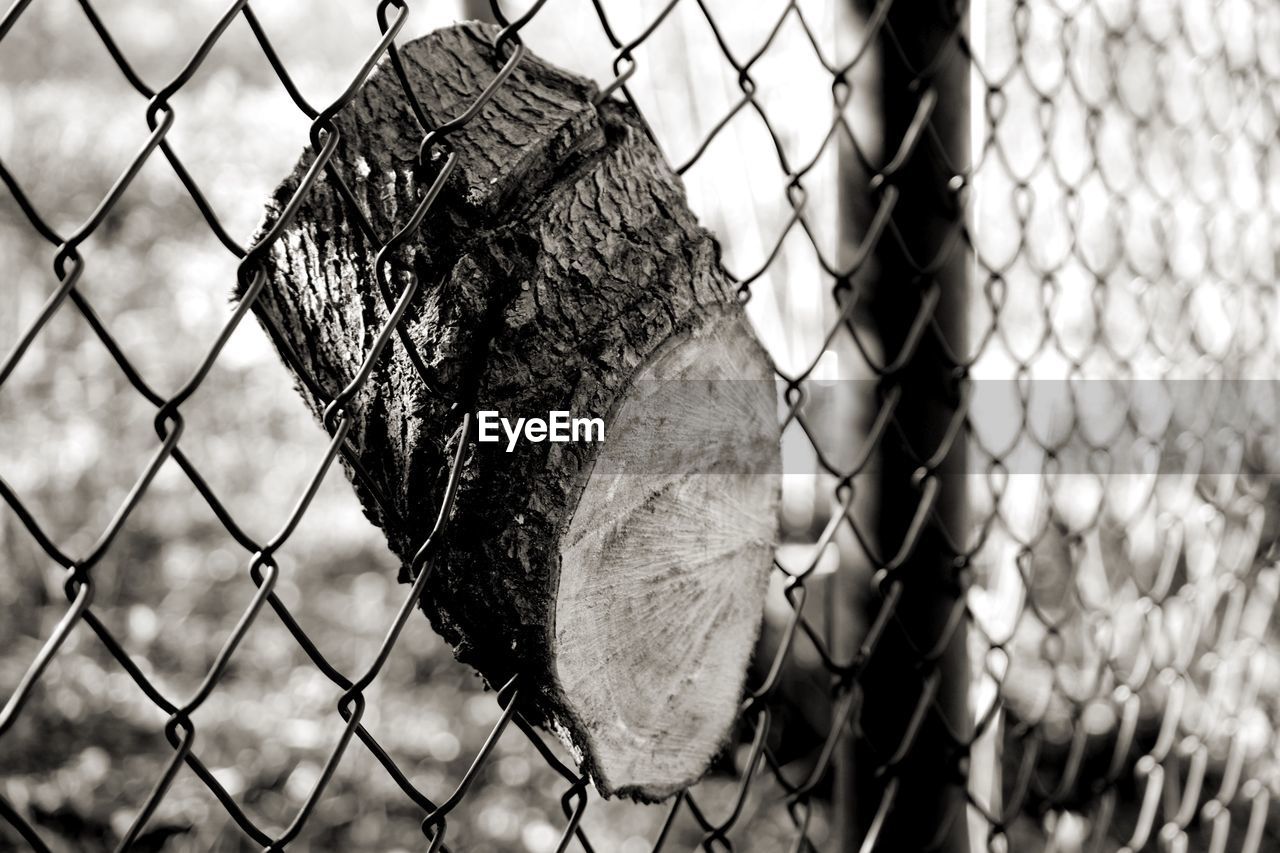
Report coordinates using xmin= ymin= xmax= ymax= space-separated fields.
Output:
xmin=554 ymin=311 xmax=780 ymax=800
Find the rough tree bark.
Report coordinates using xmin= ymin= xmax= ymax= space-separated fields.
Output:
xmin=243 ymin=23 xmax=780 ymax=801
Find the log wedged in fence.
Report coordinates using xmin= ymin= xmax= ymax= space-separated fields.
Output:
xmin=244 ymin=23 xmax=780 ymax=801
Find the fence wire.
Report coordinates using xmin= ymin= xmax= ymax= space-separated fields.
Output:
xmin=2 ymin=0 xmax=1279 ymax=851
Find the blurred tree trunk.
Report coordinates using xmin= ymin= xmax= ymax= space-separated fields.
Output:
xmin=852 ymin=0 xmax=972 ymax=850
xmin=458 ymin=0 xmax=494 ymax=23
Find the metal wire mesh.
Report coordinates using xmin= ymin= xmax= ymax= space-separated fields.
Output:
xmin=1 ymin=0 xmax=1278 ymax=850
xmin=965 ymin=2 xmax=1280 ymax=850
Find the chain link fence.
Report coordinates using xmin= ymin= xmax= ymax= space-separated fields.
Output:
xmin=2 ymin=0 xmax=1278 ymax=850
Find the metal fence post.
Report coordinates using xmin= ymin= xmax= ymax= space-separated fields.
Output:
xmin=849 ymin=0 xmax=971 ymax=850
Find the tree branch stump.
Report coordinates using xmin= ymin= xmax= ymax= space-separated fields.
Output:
xmin=245 ymin=22 xmax=780 ymax=800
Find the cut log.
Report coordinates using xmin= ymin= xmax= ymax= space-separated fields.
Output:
xmin=245 ymin=22 xmax=780 ymax=801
